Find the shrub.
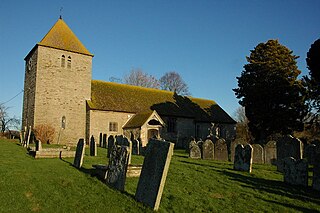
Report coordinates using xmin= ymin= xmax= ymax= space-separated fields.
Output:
xmin=34 ymin=124 xmax=55 ymax=144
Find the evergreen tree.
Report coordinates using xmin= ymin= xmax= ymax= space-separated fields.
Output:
xmin=233 ymin=40 xmax=307 ymax=143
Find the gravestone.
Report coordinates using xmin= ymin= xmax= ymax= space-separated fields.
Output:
xmin=277 ymin=135 xmax=303 ymax=172
xmin=234 ymin=144 xmax=253 ymax=173
xmin=106 ymin=145 xmax=130 ymax=191
xmin=73 ymin=139 xmax=86 ymax=168
xmin=135 ymin=139 xmax=174 ymax=211
xmin=99 ymin=133 xmax=102 ymax=147
xmin=202 ymin=139 xmax=214 ymax=160
xmin=252 ymin=144 xmax=264 ymax=164
xmin=116 ymin=135 xmax=132 ymax=164
xmin=102 ymin=134 xmax=107 ymax=148
xmin=283 ymin=157 xmax=308 ymax=187
xmin=214 ymin=138 xmax=228 ymax=161
xmin=264 ymin=140 xmax=277 ymax=165
xmin=189 ymin=140 xmax=197 ymax=151
xmin=35 ymin=140 xmax=42 ymax=151
xmin=231 ymin=138 xmax=248 ymax=162
xmin=107 ymin=135 xmax=115 ymax=158
xmin=90 ymin=135 xmax=97 ymax=156
xmin=312 ymin=154 xmax=320 ymax=191
xmin=189 ymin=143 xmax=201 ymax=159
xmin=26 ymin=126 xmax=32 ymax=148
xmin=304 ymin=144 xmax=316 ymax=165
xmin=132 ymin=139 xmax=140 ymax=155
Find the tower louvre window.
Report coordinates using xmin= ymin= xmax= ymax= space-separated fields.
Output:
xmin=67 ymin=56 xmax=71 ymax=69
xmin=61 ymin=55 xmax=65 ymax=67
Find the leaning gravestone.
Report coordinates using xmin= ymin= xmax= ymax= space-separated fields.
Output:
xmin=189 ymin=143 xmax=201 ymax=159
xmin=214 ymin=138 xmax=228 ymax=161
xmin=312 ymin=153 xmax=320 ymax=191
xmin=135 ymin=139 xmax=174 ymax=211
xmin=277 ymin=135 xmax=303 ymax=172
xmin=103 ymin=134 xmax=107 ymax=148
xmin=231 ymin=138 xmax=248 ymax=162
xmin=35 ymin=140 xmax=42 ymax=151
xmin=252 ymin=144 xmax=264 ymax=164
xmin=106 ymin=145 xmax=130 ymax=191
xmin=234 ymin=144 xmax=253 ymax=173
xmin=304 ymin=144 xmax=317 ymax=165
xmin=202 ymin=139 xmax=214 ymax=160
xmin=73 ymin=139 xmax=86 ymax=168
xmin=132 ymin=139 xmax=140 ymax=155
xmin=264 ymin=140 xmax=277 ymax=165
xmin=283 ymin=157 xmax=308 ymax=187
xmin=90 ymin=135 xmax=97 ymax=156
xmin=107 ymin=135 xmax=115 ymax=158
xmin=99 ymin=133 xmax=102 ymax=147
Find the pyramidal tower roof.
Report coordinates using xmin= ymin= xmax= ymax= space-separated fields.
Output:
xmin=38 ymin=18 xmax=93 ymax=56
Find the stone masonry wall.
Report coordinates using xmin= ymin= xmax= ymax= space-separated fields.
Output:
xmin=33 ymin=46 xmax=92 ymax=145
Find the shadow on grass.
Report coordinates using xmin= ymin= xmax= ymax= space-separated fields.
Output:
xmin=178 ymin=159 xmax=231 ymax=171
xmin=260 ymin=198 xmax=320 ymax=213
xmin=221 ymin=170 xmax=320 ymax=205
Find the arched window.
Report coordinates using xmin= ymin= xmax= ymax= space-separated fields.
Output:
xmin=61 ymin=116 xmax=66 ymax=129
xmin=61 ymin=55 xmax=65 ymax=67
xmin=67 ymin=56 xmax=71 ymax=69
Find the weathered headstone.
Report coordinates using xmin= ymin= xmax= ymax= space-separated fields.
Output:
xmin=202 ymin=139 xmax=214 ymax=160
xmin=90 ymin=135 xmax=97 ymax=156
xmin=277 ymin=135 xmax=303 ymax=172
xmin=35 ymin=140 xmax=42 ymax=151
xmin=132 ymin=139 xmax=140 ymax=155
xmin=234 ymin=144 xmax=253 ymax=173
xmin=102 ymin=134 xmax=107 ymax=148
xmin=312 ymin=153 xmax=320 ymax=191
xmin=115 ymin=135 xmax=132 ymax=164
xmin=252 ymin=144 xmax=264 ymax=164
xmin=304 ymin=144 xmax=316 ymax=165
xmin=214 ymin=138 xmax=228 ymax=161
xmin=283 ymin=157 xmax=308 ymax=187
xmin=231 ymin=138 xmax=248 ymax=162
xmin=135 ymin=139 xmax=174 ymax=211
xmin=73 ymin=139 xmax=86 ymax=168
xmin=264 ymin=140 xmax=277 ymax=165
xmin=106 ymin=145 xmax=130 ymax=191
xmin=189 ymin=140 xmax=197 ymax=151
xmin=99 ymin=133 xmax=102 ymax=147
xmin=189 ymin=143 xmax=201 ymax=159
xmin=107 ymin=135 xmax=115 ymax=158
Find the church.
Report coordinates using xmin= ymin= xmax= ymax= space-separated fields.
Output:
xmin=22 ymin=18 xmax=236 ymax=147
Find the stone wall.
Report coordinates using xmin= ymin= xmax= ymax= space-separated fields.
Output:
xmin=23 ymin=46 xmax=93 ymax=145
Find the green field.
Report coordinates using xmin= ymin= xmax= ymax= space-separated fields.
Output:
xmin=1 ymin=139 xmax=319 ymax=213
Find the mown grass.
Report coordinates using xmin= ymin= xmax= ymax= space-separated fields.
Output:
xmin=1 ymin=139 xmax=320 ymax=213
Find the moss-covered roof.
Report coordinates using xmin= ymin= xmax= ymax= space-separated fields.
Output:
xmin=123 ymin=112 xmax=153 ymax=128
xmin=88 ymin=80 xmax=236 ymax=124
xmin=38 ymin=18 xmax=93 ymax=56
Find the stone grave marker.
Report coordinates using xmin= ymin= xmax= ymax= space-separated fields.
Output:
xmin=234 ymin=144 xmax=253 ymax=173
xmin=106 ymin=145 xmax=130 ymax=191
xmin=277 ymin=135 xmax=303 ymax=172
xmin=132 ymin=139 xmax=140 ymax=155
xmin=312 ymin=153 xmax=320 ymax=191
xmin=189 ymin=143 xmax=201 ymax=159
xmin=90 ymin=135 xmax=97 ymax=156
xmin=135 ymin=139 xmax=174 ymax=211
xmin=35 ymin=140 xmax=42 ymax=151
xmin=73 ymin=139 xmax=86 ymax=168
xmin=99 ymin=133 xmax=102 ymax=147
xmin=231 ymin=138 xmax=248 ymax=162
xmin=202 ymin=139 xmax=214 ymax=160
xmin=214 ymin=138 xmax=228 ymax=161
xmin=252 ymin=144 xmax=264 ymax=164
xmin=283 ymin=157 xmax=308 ymax=187
xmin=102 ymin=134 xmax=107 ymax=148
xmin=264 ymin=140 xmax=277 ymax=165
xmin=304 ymin=144 xmax=316 ymax=165
xmin=107 ymin=135 xmax=115 ymax=158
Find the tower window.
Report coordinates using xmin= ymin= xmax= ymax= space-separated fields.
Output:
xmin=61 ymin=55 xmax=65 ymax=67
xmin=67 ymin=56 xmax=71 ymax=69
xmin=61 ymin=116 xmax=66 ymax=129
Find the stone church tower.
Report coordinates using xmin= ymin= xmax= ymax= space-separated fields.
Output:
xmin=22 ymin=18 xmax=93 ymax=144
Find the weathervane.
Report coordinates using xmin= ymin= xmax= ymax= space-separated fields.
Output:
xmin=59 ymin=7 xmax=63 ymax=19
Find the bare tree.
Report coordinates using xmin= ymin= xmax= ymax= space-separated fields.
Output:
xmin=124 ymin=68 xmax=160 ymax=89
xmin=160 ymin=71 xmax=190 ymax=96
xmin=234 ymin=106 xmax=248 ymax=124
xmin=0 ymin=103 xmax=20 ymax=133
xmin=234 ymin=106 xmax=252 ymax=142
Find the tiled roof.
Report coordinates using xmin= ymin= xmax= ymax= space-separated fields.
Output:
xmin=88 ymin=80 xmax=236 ymax=124
xmin=38 ymin=18 xmax=93 ymax=56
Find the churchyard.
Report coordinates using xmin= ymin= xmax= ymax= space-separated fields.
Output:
xmin=1 ymin=138 xmax=320 ymax=212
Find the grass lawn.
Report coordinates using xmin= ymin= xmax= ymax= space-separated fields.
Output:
xmin=1 ymin=139 xmax=319 ymax=213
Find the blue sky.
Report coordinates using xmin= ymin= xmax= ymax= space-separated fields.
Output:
xmin=0 ymin=0 xmax=319 ymax=123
